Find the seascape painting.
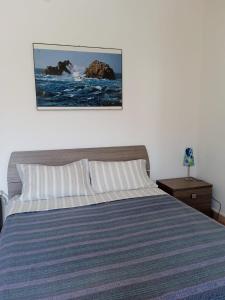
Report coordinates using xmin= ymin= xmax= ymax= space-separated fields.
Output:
xmin=33 ymin=43 xmax=122 ymax=110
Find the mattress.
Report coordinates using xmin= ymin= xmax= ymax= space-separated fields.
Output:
xmin=1 ymin=194 xmax=225 ymax=299
xmin=5 ymin=187 xmax=165 ymax=217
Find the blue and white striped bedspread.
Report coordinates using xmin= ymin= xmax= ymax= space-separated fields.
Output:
xmin=1 ymin=194 xmax=225 ymax=299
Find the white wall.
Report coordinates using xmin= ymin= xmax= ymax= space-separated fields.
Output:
xmin=0 ymin=0 xmax=203 ymax=192
xmin=198 ymin=0 xmax=225 ymax=214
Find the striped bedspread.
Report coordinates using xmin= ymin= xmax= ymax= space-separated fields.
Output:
xmin=1 ymin=195 xmax=225 ymax=299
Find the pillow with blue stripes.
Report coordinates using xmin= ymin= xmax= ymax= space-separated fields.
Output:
xmin=17 ymin=159 xmax=95 ymax=201
xmin=89 ymin=159 xmax=157 ymax=194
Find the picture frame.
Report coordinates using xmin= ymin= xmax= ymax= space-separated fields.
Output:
xmin=33 ymin=43 xmax=122 ymax=110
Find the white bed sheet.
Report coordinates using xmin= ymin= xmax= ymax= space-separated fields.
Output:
xmin=5 ymin=187 xmax=166 ymax=218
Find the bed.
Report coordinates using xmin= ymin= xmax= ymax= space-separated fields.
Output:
xmin=1 ymin=145 xmax=225 ymax=299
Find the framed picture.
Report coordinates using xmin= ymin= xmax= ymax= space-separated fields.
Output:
xmin=33 ymin=43 xmax=122 ymax=110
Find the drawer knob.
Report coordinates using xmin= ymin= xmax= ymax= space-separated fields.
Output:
xmin=191 ymin=193 xmax=197 ymax=199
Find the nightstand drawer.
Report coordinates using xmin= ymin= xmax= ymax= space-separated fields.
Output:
xmin=174 ymin=187 xmax=212 ymax=201
xmin=174 ymin=187 xmax=212 ymax=214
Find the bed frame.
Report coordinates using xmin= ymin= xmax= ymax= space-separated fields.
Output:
xmin=7 ymin=145 xmax=150 ymax=199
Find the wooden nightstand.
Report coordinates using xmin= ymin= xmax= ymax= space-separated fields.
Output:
xmin=156 ymin=177 xmax=212 ymax=216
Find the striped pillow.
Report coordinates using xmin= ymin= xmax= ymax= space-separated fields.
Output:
xmin=17 ymin=159 xmax=95 ymax=201
xmin=89 ymin=159 xmax=157 ymax=193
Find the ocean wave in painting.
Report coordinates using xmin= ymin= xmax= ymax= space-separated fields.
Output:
xmin=35 ymin=69 xmax=122 ymax=108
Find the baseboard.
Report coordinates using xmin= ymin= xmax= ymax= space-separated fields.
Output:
xmin=212 ymin=208 xmax=225 ymax=225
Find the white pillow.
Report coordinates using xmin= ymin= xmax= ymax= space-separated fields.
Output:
xmin=89 ymin=159 xmax=157 ymax=193
xmin=17 ymin=159 xmax=95 ymax=201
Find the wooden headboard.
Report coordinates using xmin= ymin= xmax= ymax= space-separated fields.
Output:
xmin=7 ymin=145 xmax=150 ymax=199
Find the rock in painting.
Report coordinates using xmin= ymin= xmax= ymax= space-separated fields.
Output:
xmin=84 ymin=60 xmax=115 ymax=80
xmin=43 ymin=60 xmax=73 ymax=75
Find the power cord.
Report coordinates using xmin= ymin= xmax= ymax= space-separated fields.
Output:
xmin=212 ymin=196 xmax=221 ymax=221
